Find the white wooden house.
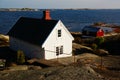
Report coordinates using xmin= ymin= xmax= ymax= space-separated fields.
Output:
xmin=7 ymin=10 xmax=74 ymax=60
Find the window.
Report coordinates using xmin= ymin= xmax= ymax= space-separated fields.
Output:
xmin=56 ymin=47 xmax=59 ymax=56
xmin=58 ymin=30 xmax=61 ymax=37
xmin=56 ymin=46 xmax=63 ymax=56
xmin=60 ymin=46 xmax=63 ymax=54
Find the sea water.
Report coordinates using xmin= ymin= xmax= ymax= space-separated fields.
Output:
xmin=0 ymin=9 xmax=120 ymax=34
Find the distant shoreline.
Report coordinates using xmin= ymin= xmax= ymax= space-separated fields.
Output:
xmin=0 ymin=8 xmax=120 ymax=11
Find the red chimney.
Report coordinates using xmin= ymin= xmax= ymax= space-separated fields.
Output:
xmin=42 ymin=10 xmax=51 ymax=20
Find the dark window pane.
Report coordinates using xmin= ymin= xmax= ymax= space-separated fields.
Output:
xmin=60 ymin=46 xmax=63 ymax=54
xmin=58 ymin=30 xmax=61 ymax=37
xmin=56 ymin=47 xmax=59 ymax=56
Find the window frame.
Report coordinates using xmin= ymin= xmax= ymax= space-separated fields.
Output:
xmin=56 ymin=46 xmax=63 ymax=56
xmin=58 ymin=29 xmax=61 ymax=37
xmin=56 ymin=47 xmax=59 ymax=56
xmin=60 ymin=46 xmax=63 ymax=54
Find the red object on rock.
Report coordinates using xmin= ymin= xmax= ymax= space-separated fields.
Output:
xmin=97 ymin=29 xmax=104 ymax=37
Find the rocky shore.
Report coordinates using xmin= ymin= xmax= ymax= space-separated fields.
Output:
xmin=0 ymin=33 xmax=120 ymax=80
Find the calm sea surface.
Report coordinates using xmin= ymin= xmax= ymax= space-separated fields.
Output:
xmin=0 ymin=9 xmax=120 ymax=34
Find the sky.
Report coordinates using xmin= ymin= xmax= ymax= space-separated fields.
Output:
xmin=0 ymin=0 xmax=120 ymax=9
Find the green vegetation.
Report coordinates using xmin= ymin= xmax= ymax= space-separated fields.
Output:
xmin=0 ymin=59 xmax=6 ymax=70
xmin=93 ymin=37 xmax=107 ymax=69
xmin=91 ymin=43 xmax=98 ymax=50
xmin=91 ymin=37 xmax=104 ymax=51
xmin=17 ymin=50 xmax=25 ymax=64
xmin=95 ymin=37 xmax=104 ymax=47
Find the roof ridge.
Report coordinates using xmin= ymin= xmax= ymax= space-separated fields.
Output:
xmin=19 ymin=17 xmax=58 ymax=21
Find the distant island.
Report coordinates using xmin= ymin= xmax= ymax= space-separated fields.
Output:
xmin=0 ymin=8 xmax=39 ymax=11
xmin=0 ymin=8 xmax=120 ymax=11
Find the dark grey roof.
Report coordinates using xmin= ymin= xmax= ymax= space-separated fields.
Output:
xmin=82 ymin=26 xmax=100 ymax=32
xmin=7 ymin=17 xmax=58 ymax=46
xmin=82 ymin=26 xmax=113 ymax=33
